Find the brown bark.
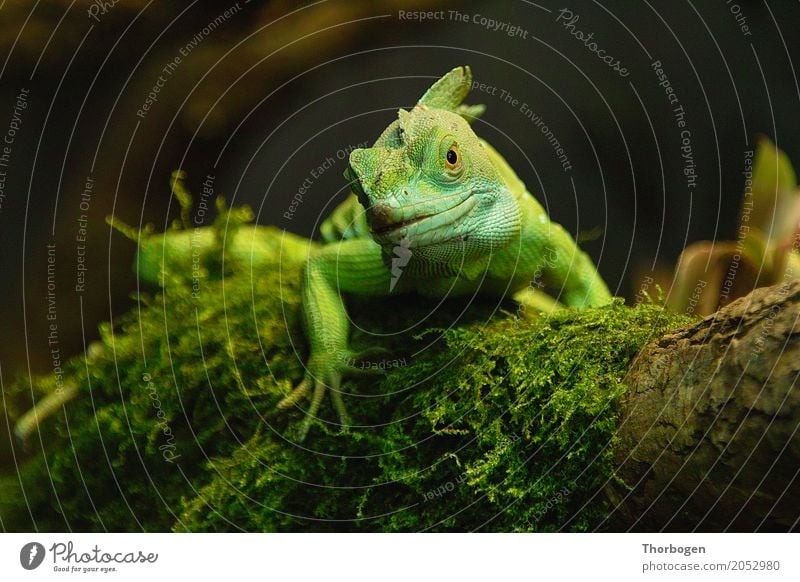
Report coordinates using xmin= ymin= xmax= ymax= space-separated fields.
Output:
xmin=608 ymin=279 xmax=800 ymax=531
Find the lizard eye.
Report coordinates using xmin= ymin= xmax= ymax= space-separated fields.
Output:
xmin=445 ymin=144 xmax=460 ymax=170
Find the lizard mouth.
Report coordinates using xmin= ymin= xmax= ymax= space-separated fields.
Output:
xmin=370 ymin=192 xmax=478 ymax=244
xmin=372 ymin=213 xmax=434 ymax=237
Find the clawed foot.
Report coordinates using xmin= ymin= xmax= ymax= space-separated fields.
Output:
xmin=277 ymin=347 xmax=390 ymax=441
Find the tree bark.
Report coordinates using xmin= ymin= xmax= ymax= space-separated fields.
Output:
xmin=607 ymin=279 xmax=800 ymax=531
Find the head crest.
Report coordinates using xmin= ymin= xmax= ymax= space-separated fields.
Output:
xmin=416 ymin=66 xmax=485 ymax=123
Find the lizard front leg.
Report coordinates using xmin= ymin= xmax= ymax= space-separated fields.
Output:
xmin=536 ymin=220 xmax=612 ymax=308
xmin=516 ymin=198 xmax=612 ymax=309
xmin=279 ymin=238 xmax=393 ymax=441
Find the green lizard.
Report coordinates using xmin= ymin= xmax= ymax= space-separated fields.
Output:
xmin=13 ymin=66 xmax=611 ymax=445
xmin=280 ymin=65 xmax=612 ymax=440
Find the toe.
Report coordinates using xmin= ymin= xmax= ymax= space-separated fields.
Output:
xmin=328 ymin=374 xmax=352 ymax=428
xmin=277 ymin=376 xmax=312 ymax=409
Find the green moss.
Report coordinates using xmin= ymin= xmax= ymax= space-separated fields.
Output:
xmin=1 ymin=205 xmax=691 ymax=532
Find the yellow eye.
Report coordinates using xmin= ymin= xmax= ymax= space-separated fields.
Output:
xmin=445 ymin=144 xmax=460 ymax=170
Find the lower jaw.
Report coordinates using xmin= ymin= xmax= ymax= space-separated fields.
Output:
xmin=373 ymin=196 xmax=477 ymax=247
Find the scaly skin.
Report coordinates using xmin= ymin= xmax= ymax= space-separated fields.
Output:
xmin=280 ymin=66 xmax=612 ymax=440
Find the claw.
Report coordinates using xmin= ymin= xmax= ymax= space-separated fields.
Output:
xmin=328 ymin=375 xmax=352 ymax=429
xmin=280 ymin=346 xmax=393 ymax=441
xmin=297 ymin=379 xmax=327 ymax=442
xmin=295 ymin=376 xmax=353 ymax=442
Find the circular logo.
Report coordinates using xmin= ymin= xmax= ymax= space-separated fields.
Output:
xmin=19 ymin=542 xmax=45 ymax=570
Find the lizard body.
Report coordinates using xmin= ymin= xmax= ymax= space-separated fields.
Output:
xmin=282 ymin=66 xmax=611 ymax=440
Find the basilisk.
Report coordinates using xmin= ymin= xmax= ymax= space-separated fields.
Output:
xmin=281 ymin=65 xmax=611 ymax=440
xmin=13 ymin=66 xmax=611 ymax=444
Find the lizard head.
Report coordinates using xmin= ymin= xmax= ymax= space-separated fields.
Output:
xmin=344 ymin=66 xmax=521 ymax=262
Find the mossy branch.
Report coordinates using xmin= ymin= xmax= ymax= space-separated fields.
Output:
xmin=2 ymin=213 xmax=798 ymax=532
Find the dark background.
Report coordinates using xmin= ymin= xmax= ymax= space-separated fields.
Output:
xmin=0 ymin=0 xmax=798 ymax=381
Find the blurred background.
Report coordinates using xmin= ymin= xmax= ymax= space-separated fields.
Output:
xmin=0 ymin=0 xmax=798 ymax=394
